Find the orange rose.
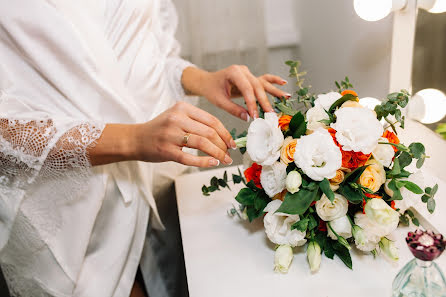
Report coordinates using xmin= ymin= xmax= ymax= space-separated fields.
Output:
xmin=341 ymin=89 xmax=359 ymax=99
xmin=327 ymin=128 xmax=371 ymax=169
xmin=382 ymin=130 xmax=400 ymax=152
xmin=278 ymin=115 xmax=292 ymax=131
xmin=280 ymin=136 xmax=297 ymax=165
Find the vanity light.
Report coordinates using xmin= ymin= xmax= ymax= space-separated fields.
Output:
xmin=408 ymin=88 xmax=446 ymax=124
xmin=354 ymin=0 xmax=446 ymax=21
xmin=353 ymin=0 xmax=407 ymax=21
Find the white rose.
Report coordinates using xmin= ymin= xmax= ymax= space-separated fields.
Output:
xmin=372 ymin=138 xmax=395 ymax=168
xmin=274 ymin=245 xmax=294 ymax=273
xmin=305 ymin=92 xmax=342 ymax=131
xmin=331 ymin=107 xmax=384 ymax=154
xmin=364 ymin=198 xmax=399 ymax=237
xmin=263 ymin=200 xmax=307 ymax=247
xmin=286 ymin=171 xmax=302 ymax=194
xmin=354 ymin=213 xmax=382 ymax=252
xmin=247 ymin=112 xmax=284 ymax=166
xmin=385 ymin=171 xmax=425 ymax=212
xmin=327 ymin=215 xmax=352 ymax=240
xmin=315 ymin=193 xmax=349 ymax=221
xmin=260 ymin=162 xmax=287 ymax=198
xmin=314 ymin=92 xmax=342 ymax=110
xmin=293 ymin=128 xmax=342 ymax=181
xmin=306 ymin=106 xmax=329 ymax=131
xmin=307 ymin=241 xmax=322 ymax=272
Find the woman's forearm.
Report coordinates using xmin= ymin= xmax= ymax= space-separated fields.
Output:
xmin=89 ymin=124 xmax=140 ymax=166
xmin=181 ymin=66 xmax=211 ymax=96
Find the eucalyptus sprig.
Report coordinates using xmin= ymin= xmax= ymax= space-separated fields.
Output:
xmin=335 ymin=77 xmax=353 ymax=93
xmin=201 ymin=169 xmax=245 ymax=196
xmin=374 ymin=90 xmax=410 ymax=133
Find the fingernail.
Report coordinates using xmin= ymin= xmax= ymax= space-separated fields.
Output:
xmin=241 ymin=112 xmax=249 ymax=122
xmin=209 ymin=159 xmax=220 ymax=167
xmin=285 ymin=93 xmax=292 ymax=98
xmin=230 ymin=139 xmax=237 ymax=149
xmin=281 ymin=80 xmax=288 ymax=85
xmin=224 ymin=155 xmax=233 ymax=165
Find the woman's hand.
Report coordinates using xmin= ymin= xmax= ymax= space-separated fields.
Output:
xmin=181 ymin=66 xmax=290 ymax=121
xmin=90 ymin=102 xmax=235 ymax=168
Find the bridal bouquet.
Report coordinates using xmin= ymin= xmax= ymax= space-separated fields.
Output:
xmin=201 ymin=61 xmax=439 ymax=273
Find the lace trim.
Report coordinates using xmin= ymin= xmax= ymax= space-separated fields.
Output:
xmin=0 ymin=119 xmax=105 ymax=297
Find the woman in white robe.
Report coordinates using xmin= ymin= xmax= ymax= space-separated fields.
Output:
xmin=0 ymin=0 xmax=289 ymax=296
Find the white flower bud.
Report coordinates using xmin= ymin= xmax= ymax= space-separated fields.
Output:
xmin=307 ymin=241 xmax=322 ymax=272
xmin=286 ymin=171 xmax=302 ymax=194
xmin=274 ymin=245 xmax=294 ymax=273
xmin=379 ymin=237 xmax=399 ymax=261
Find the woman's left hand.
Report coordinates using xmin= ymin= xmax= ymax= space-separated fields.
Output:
xmin=182 ymin=66 xmax=291 ymax=121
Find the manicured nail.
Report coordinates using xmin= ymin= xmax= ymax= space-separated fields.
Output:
xmin=281 ymin=80 xmax=288 ymax=85
xmin=209 ymin=159 xmax=220 ymax=166
xmin=230 ymin=139 xmax=237 ymax=149
xmin=285 ymin=93 xmax=292 ymax=98
xmin=224 ymin=155 xmax=233 ymax=165
xmin=241 ymin=112 xmax=249 ymax=122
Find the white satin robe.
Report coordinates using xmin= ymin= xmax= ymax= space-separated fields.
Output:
xmin=0 ymin=0 xmax=195 ymax=296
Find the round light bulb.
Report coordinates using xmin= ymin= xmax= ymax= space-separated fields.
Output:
xmin=429 ymin=0 xmax=446 ymax=13
xmin=354 ymin=0 xmax=393 ymax=21
xmin=359 ymin=97 xmax=381 ymax=110
xmin=408 ymin=88 xmax=446 ymax=124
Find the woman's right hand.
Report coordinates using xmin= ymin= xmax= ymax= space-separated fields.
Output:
xmin=132 ymin=101 xmax=236 ymax=167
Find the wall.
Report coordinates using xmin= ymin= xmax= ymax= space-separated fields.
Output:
xmin=295 ymin=0 xmax=394 ymax=99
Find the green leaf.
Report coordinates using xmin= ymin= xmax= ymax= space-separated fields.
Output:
xmin=412 ymin=217 xmax=420 ymax=226
xmin=398 ymin=151 xmax=413 ymax=168
xmin=425 ymin=187 xmax=432 ymax=194
xmin=388 ymin=158 xmax=401 ymax=176
xmin=333 ymin=241 xmax=353 ymax=269
xmin=223 ymin=171 xmax=228 ymax=182
xmin=338 ymin=184 xmax=363 ymax=203
xmin=218 ymin=179 xmax=227 ymax=188
xmin=276 ymin=189 xmax=320 ymax=215
xmin=432 ymin=184 xmax=439 ymax=196
xmin=427 ymin=198 xmax=436 ymax=214
xmin=409 ymin=143 xmax=425 ymax=159
xmin=208 ymin=185 xmax=219 ymax=192
xmin=254 ymin=195 xmax=268 ymax=211
xmin=421 ymin=194 xmax=430 ymax=203
xmin=308 ymin=215 xmax=318 ymax=231
xmin=289 ymin=112 xmax=307 ymax=139
xmin=232 ymin=174 xmax=243 ymax=184
xmin=328 ymin=94 xmax=357 ymax=113
xmin=388 ymin=179 xmax=403 ymax=200
xmin=319 ymin=178 xmax=335 ymax=202
xmin=416 ymin=157 xmax=425 ymax=169
xmin=235 ymin=188 xmax=256 ymax=206
xmin=292 ymin=218 xmax=309 ymax=232
xmin=324 ymin=240 xmax=335 ymax=259
xmin=246 ymin=207 xmax=259 ymax=222
xmin=211 ymin=177 xmax=219 ymax=188
xmin=342 ymin=165 xmax=369 ymax=185
xmin=401 ymin=181 xmax=423 ymax=194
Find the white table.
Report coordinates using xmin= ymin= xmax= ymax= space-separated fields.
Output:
xmin=175 ymin=165 xmax=446 ymax=297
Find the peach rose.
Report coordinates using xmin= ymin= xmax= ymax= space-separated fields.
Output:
xmin=280 ymin=136 xmax=297 ymax=165
xmin=358 ymin=159 xmax=386 ymax=193
xmin=330 ymin=169 xmax=345 ymax=185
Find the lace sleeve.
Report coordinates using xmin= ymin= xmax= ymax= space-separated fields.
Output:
xmin=0 ymin=118 xmax=104 ymax=251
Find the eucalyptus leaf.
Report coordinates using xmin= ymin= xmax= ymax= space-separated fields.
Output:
xmin=427 ymin=198 xmax=436 ymax=214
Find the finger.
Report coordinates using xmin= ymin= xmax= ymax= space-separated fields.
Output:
xmin=181 ymin=116 xmax=228 ymax=153
xmin=175 ymin=102 xmax=236 ymax=149
xmin=228 ymin=67 xmax=258 ymax=119
xmin=172 ymin=150 xmax=220 ymax=168
xmin=243 ymin=69 xmax=273 ymax=113
xmin=212 ymin=95 xmax=249 ymax=121
xmin=261 ymin=79 xmax=291 ymax=99
xmin=262 ymin=74 xmax=288 ymax=85
xmin=185 ymin=134 xmax=233 ymax=165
